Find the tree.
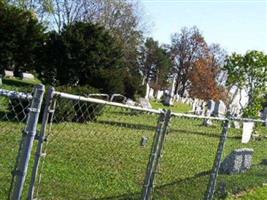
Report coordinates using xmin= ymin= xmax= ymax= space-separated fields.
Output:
xmin=188 ymin=58 xmax=227 ymax=101
xmin=0 ymin=3 xmax=45 ymax=75
xmin=37 ymin=22 xmax=126 ymax=95
xmin=224 ymin=50 xmax=267 ymax=117
xmin=170 ymin=26 xmax=209 ymax=96
xmin=140 ymin=38 xmax=172 ymax=94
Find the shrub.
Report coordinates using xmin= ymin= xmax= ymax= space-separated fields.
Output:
xmin=54 ymin=86 xmax=103 ymax=123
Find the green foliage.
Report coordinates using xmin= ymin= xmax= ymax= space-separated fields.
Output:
xmin=140 ymin=37 xmax=172 ymax=90
xmin=224 ymin=51 xmax=267 ymax=117
xmin=37 ymin=22 xmax=128 ymax=95
xmin=0 ymin=3 xmax=45 ymax=75
xmin=54 ymin=86 xmax=103 ymax=123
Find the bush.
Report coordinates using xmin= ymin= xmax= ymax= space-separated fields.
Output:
xmin=54 ymin=86 xmax=104 ymax=123
xmin=8 ymin=98 xmax=30 ymax=122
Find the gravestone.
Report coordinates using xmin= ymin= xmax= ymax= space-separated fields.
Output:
xmin=233 ymin=121 xmax=240 ymax=129
xmin=262 ymin=108 xmax=267 ymax=126
xmin=125 ymin=98 xmax=136 ymax=106
xmin=139 ymin=98 xmax=152 ymax=109
xmin=214 ymin=100 xmax=226 ymax=117
xmin=242 ymin=122 xmax=254 ymax=143
xmin=220 ymin=148 xmax=254 ymax=174
xmin=207 ymin=100 xmax=215 ymax=114
xmin=203 ymin=110 xmax=213 ymax=126
xmin=22 ymin=72 xmax=34 ymax=80
xmin=156 ymin=90 xmax=164 ymax=101
xmin=110 ymin=94 xmax=127 ymax=103
xmin=4 ymin=70 xmax=14 ymax=78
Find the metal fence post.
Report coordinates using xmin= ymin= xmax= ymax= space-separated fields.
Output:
xmin=27 ymin=87 xmax=55 ymax=200
xmin=142 ymin=110 xmax=171 ymax=200
xmin=205 ymin=119 xmax=230 ymax=200
xmin=10 ymin=84 xmax=45 ymax=200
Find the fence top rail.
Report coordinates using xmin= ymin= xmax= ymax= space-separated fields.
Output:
xmin=0 ymin=88 xmax=33 ymax=100
xmin=53 ymin=91 xmax=162 ymax=114
xmin=53 ymin=90 xmax=266 ymax=124
xmin=172 ymin=112 xmax=266 ymax=123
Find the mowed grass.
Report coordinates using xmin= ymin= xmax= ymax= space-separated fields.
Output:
xmin=150 ymin=100 xmax=192 ymax=113
xmin=0 ymin=103 xmax=266 ymax=199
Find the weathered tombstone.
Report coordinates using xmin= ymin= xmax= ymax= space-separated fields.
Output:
xmin=242 ymin=122 xmax=254 ymax=143
xmin=220 ymin=148 xmax=254 ymax=174
xmin=4 ymin=70 xmax=14 ymax=78
xmin=88 ymin=93 xmax=109 ymax=101
xmin=233 ymin=121 xmax=240 ymax=129
xmin=207 ymin=100 xmax=215 ymax=115
xmin=214 ymin=100 xmax=226 ymax=117
xmin=139 ymin=98 xmax=152 ymax=109
xmin=262 ymin=107 xmax=267 ymax=126
xmin=110 ymin=94 xmax=127 ymax=103
xmin=148 ymin=87 xmax=154 ymax=99
xmin=140 ymin=136 xmax=148 ymax=147
xmin=203 ymin=110 xmax=213 ymax=126
xmin=195 ymin=105 xmax=202 ymax=115
xmin=156 ymin=90 xmax=164 ymax=101
xmin=22 ymin=72 xmax=34 ymax=80
xmin=125 ymin=98 xmax=136 ymax=106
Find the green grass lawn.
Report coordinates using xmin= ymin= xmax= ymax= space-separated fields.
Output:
xmin=1 ymin=103 xmax=266 ymax=200
xmin=227 ymin=186 xmax=267 ymax=200
xmin=150 ymin=100 xmax=192 ymax=113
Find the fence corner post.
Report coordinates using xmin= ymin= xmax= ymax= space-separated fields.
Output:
xmin=10 ymin=84 xmax=45 ymax=200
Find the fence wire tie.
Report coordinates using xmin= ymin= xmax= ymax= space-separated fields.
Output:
xmin=27 ymin=108 xmax=41 ymax=113
xmin=34 ymin=134 xmax=47 ymax=142
xmin=22 ymin=129 xmax=36 ymax=137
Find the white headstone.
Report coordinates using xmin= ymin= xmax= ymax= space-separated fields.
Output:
xmin=4 ymin=70 xmax=14 ymax=78
xmin=22 ymin=72 xmax=34 ymax=80
xmin=242 ymin=122 xmax=254 ymax=143
xmin=156 ymin=90 xmax=164 ymax=101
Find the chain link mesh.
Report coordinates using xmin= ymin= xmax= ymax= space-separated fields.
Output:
xmin=0 ymin=89 xmax=32 ymax=198
xmin=34 ymin=95 xmax=160 ymax=199
xmin=153 ymin=116 xmax=224 ymax=199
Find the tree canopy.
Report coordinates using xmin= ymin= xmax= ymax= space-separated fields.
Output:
xmin=224 ymin=50 xmax=267 ymax=117
xmin=0 ymin=2 xmax=45 ymax=75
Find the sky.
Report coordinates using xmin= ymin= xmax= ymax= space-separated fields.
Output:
xmin=140 ymin=0 xmax=267 ymax=54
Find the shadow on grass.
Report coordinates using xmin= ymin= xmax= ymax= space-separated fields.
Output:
xmin=96 ymin=120 xmax=241 ymax=140
xmin=91 ymin=170 xmax=211 ymax=200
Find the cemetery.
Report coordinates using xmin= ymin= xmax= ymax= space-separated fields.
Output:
xmin=0 ymin=1 xmax=267 ymax=200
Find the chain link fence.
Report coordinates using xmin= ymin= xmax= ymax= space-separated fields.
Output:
xmin=1 ymin=86 xmax=266 ymax=200
xmin=29 ymin=89 xmax=164 ymax=200
xmin=214 ymin=119 xmax=267 ymax=199
xmin=0 ymin=88 xmax=33 ymax=197
xmin=0 ymin=85 xmax=44 ymax=200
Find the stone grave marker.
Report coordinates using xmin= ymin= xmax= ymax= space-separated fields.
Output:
xmin=4 ymin=70 xmax=14 ymax=78
xmin=207 ymin=100 xmax=215 ymax=115
xmin=242 ymin=122 xmax=254 ymax=143
xmin=22 ymin=72 xmax=34 ymax=80
xmin=139 ymin=98 xmax=152 ymax=109
xmin=220 ymin=148 xmax=254 ymax=174
xmin=214 ymin=100 xmax=226 ymax=117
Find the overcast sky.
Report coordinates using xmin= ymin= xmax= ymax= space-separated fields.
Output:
xmin=140 ymin=0 xmax=267 ymax=54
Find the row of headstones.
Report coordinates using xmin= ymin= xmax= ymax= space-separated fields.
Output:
xmin=1 ymin=70 xmax=35 ymax=80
